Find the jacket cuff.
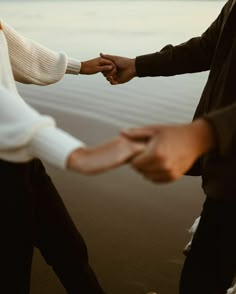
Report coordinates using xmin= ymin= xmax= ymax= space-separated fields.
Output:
xmin=135 ymin=45 xmax=174 ymax=77
xmin=29 ymin=126 xmax=86 ymax=169
xmin=203 ymin=105 xmax=236 ymax=155
xmin=135 ymin=54 xmax=157 ymax=77
xmin=66 ymin=58 xmax=81 ymax=75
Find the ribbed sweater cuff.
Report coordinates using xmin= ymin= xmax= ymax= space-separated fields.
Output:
xmin=29 ymin=127 xmax=86 ymax=169
xmin=66 ymin=58 xmax=81 ymax=75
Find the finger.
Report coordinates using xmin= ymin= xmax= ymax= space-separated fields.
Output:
xmin=103 ymin=137 xmax=144 ymax=166
xmin=130 ymin=163 xmax=170 ymax=183
xmin=107 ymin=67 xmax=117 ymax=77
xmin=102 ymin=70 xmax=109 ymax=77
xmin=98 ymin=65 xmax=113 ymax=72
xmin=99 ymin=58 xmax=116 ymax=66
xmin=103 ymin=67 xmax=117 ymax=78
xmin=127 ymin=142 xmax=146 ymax=160
xmin=133 ymin=162 xmax=163 ymax=174
xmin=103 ymin=73 xmax=117 ymax=81
xmin=142 ymin=167 xmax=180 ymax=183
xmin=138 ymin=169 xmax=171 ymax=183
xmin=119 ymin=143 xmax=146 ymax=165
xmin=121 ymin=127 xmax=155 ymax=141
xmin=130 ymin=151 xmax=154 ymax=170
xmin=108 ymin=75 xmax=119 ymax=85
xmin=144 ymin=173 xmax=171 ymax=183
xmin=100 ymin=53 xmax=118 ymax=63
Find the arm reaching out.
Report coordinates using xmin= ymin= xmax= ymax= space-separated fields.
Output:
xmin=0 ymin=28 xmax=138 ymax=174
xmin=101 ymin=0 xmax=230 ymax=84
xmin=67 ymin=136 xmax=145 ymax=174
xmin=0 ymin=19 xmax=120 ymax=173
xmin=0 ymin=84 xmax=144 ymax=173
xmin=1 ymin=20 xmax=115 ymax=85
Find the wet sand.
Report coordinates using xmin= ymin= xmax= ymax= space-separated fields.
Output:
xmin=17 ymin=92 xmax=205 ymax=294
xmin=7 ymin=1 xmax=224 ymax=292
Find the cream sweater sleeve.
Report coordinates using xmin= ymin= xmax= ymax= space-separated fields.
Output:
xmin=2 ymin=20 xmax=82 ymax=85
xmin=0 ymin=86 xmax=85 ymax=169
xmin=0 ymin=21 xmax=86 ymax=169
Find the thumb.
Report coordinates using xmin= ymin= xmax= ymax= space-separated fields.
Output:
xmin=131 ymin=142 xmax=146 ymax=154
xmin=98 ymin=64 xmax=113 ymax=72
xmin=100 ymin=52 xmax=117 ymax=63
xmin=121 ymin=127 xmax=154 ymax=141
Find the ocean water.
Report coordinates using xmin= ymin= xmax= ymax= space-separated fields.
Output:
xmin=1 ymin=0 xmax=225 ymax=127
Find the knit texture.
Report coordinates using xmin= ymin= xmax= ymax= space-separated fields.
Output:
xmin=0 ymin=20 xmax=84 ymax=169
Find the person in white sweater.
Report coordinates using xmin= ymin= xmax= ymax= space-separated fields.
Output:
xmin=0 ymin=20 xmax=144 ymax=293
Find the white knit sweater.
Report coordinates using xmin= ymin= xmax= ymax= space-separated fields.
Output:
xmin=0 ymin=20 xmax=85 ymax=169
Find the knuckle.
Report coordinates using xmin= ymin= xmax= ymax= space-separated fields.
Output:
xmin=168 ymin=171 xmax=177 ymax=180
xmin=166 ymin=169 xmax=178 ymax=181
xmin=130 ymin=143 xmax=138 ymax=153
xmin=155 ymin=153 xmax=167 ymax=168
xmin=154 ymin=149 xmax=164 ymax=160
xmin=158 ymin=160 xmax=175 ymax=178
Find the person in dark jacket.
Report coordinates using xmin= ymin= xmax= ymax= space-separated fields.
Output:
xmin=102 ymin=0 xmax=236 ymax=293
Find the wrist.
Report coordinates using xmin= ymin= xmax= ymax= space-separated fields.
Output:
xmin=67 ymin=147 xmax=88 ymax=171
xmin=130 ymin=58 xmax=137 ymax=78
xmin=190 ymin=119 xmax=216 ymax=155
xmin=80 ymin=61 xmax=87 ymax=74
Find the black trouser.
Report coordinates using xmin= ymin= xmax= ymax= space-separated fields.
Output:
xmin=0 ymin=159 xmax=105 ymax=294
xmin=180 ymin=197 xmax=236 ymax=294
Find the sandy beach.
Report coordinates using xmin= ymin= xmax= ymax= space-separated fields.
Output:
xmin=16 ymin=95 xmax=204 ymax=294
xmin=2 ymin=0 xmax=225 ymax=293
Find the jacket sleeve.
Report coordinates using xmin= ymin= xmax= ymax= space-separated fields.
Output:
xmin=0 ymin=86 xmax=85 ymax=169
xmin=203 ymin=103 xmax=236 ymax=156
xmin=135 ymin=0 xmax=231 ymax=77
xmin=1 ymin=20 xmax=81 ymax=85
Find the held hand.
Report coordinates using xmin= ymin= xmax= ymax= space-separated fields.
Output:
xmin=122 ymin=119 xmax=216 ymax=183
xmin=100 ymin=53 xmax=137 ymax=85
xmin=67 ymin=136 xmax=145 ymax=175
xmin=80 ymin=57 xmax=116 ymax=75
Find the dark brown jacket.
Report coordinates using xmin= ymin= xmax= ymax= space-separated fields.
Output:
xmin=135 ymin=0 xmax=236 ymax=199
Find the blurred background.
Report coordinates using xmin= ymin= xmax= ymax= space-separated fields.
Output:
xmin=1 ymin=0 xmax=225 ymax=293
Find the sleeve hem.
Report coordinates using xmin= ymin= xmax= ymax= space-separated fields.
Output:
xmin=29 ymin=126 xmax=86 ymax=169
xmin=66 ymin=58 xmax=81 ymax=75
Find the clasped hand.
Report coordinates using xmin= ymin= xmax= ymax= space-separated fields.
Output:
xmin=121 ymin=119 xmax=215 ymax=183
xmin=67 ymin=119 xmax=215 ymax=183
xmin=68 ymin=55 xmax=215 ymax=183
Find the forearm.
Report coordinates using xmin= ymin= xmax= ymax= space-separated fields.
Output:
xmin=184 ymin=118 xmax=216 ymax=177
xmin=136 ymin=0 xmax=228 ymax=77
xmin=135 ymin=37 xmax=212 ymax=77
xmin=190 ymin=118 xmax=216 ymax=156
